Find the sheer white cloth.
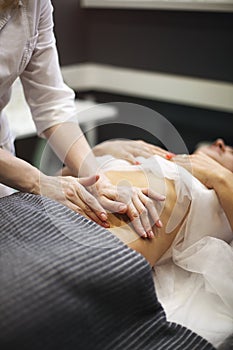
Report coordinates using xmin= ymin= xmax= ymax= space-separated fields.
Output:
xmin=98 ymin=155 xmax=233 ymax=348
xmin=147 ymin=157 xmax=233 ymax=348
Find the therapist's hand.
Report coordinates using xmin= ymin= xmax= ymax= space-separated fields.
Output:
xmin=39 ymin=173 xmax=109 ymax=228
xmin=93 ymin=139 xmax=168 ymax=164
xmin=89 ymin=173 xmax=165 ymax=238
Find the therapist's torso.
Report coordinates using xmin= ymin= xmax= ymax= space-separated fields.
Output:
xmin=0 ymin=0 xmax=77 ymax=197
xmin=0 ymin=0 xmax=77 ymax=141
xmin=0 ymin=1 xmax=40 ymax=114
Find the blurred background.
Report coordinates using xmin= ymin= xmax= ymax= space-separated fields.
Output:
xmin=15 ymin=0 xmax=233 ymax=164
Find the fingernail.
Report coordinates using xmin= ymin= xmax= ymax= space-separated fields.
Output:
xmin=141 ymin=232 xmax=147 ymax=238
xmin=100 ymin=212 xmax=107 ymax=221
xmin=147 ymin=230 xmax=154 ymax=239
xmin=165 ymin=152 xmax=175 ymax=160
xmin=156 ymin=220 xmax=163 ymax=228
xmin=159 ymin=195 xmax=166 ymax=201
xmin=103 ymin=221 xmax=110 ymax=228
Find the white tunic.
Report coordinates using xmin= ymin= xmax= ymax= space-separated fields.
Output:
xmin=0 ymin=0 xmax=77 ymax=196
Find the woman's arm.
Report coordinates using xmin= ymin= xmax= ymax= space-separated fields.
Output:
xmin=212 ymin=170 xmax=233 ymax=231
xmin=174 ymin=152 xmax=233 ymax=231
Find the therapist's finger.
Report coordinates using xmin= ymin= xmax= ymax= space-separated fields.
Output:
xmin=78 ymin=174 xmax=100 ymax=187
xmin=136 ymin=141 xmax=168 ymax=157
xmin=96 ymin=187 xmax=128 ymax=214
xmin=141 ymin=188 xmax=166 ymax=202
xmin=68 ymin=182 xmax=109 ymax=224
xmin=68 ymin=200 xmax=109 ymax=228
xmin=132 ymin=195 xmax=154 ymax=238
xmin=126 ymin=201 xmax=148 ymax=238
xmin=133 ymin=150 xmax=153 ymax=159
xmin=139 ymin=191 xmax=163 ymax=229
xmin=120 ymin=152 xmax=139 ymax=165
xmin=150 ymin=147 xmax=169 ymax=157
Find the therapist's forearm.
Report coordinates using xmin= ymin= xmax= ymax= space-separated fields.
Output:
xmin=0 ymin=148 xmax=41 ymax=194
xmin=43 ymin=123 xmax=99 ymax=177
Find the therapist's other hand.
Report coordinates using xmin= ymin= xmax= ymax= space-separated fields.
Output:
xmin=89 ymin=174 xmax=165 ymax=238
xmin=39 ymin=174 xmax=109 ymax=227
xmin=93 ymin=139 xmax=168 ymax=165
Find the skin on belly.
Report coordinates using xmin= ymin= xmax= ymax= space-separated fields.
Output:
xmin=105 ymin=170 xmax=190 ymax=266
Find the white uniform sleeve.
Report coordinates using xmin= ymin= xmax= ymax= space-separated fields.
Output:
xmin=20 ymin=0 xmax=78 ymax=136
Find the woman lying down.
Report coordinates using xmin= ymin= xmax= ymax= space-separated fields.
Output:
xmin=92 ymin=138 xmax=233 ymax=349
xmin=0 ymin=139 xmax=232 ymax=349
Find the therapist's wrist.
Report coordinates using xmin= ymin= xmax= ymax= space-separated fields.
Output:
xmin=7 ymin=164 xmax=42 ymax=196
xmin=28 ymin=169 xmax=44 ymax=196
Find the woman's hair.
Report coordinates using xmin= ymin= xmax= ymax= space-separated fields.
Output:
xmin=0 ymin=0 xmax=19 ymax=10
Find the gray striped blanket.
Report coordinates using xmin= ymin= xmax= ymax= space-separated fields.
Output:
xmin=0 ymin=193 xmax=216 ymax=350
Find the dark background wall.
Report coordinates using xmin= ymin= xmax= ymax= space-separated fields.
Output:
xmin=52 ymin=1 xmax=233 ymax=81
xmin=50 ymin=0 xmax=233 ymax=152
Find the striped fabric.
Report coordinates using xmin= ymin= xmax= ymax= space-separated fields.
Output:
xmin=0 ymin=193 xmax=216 ymax=350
